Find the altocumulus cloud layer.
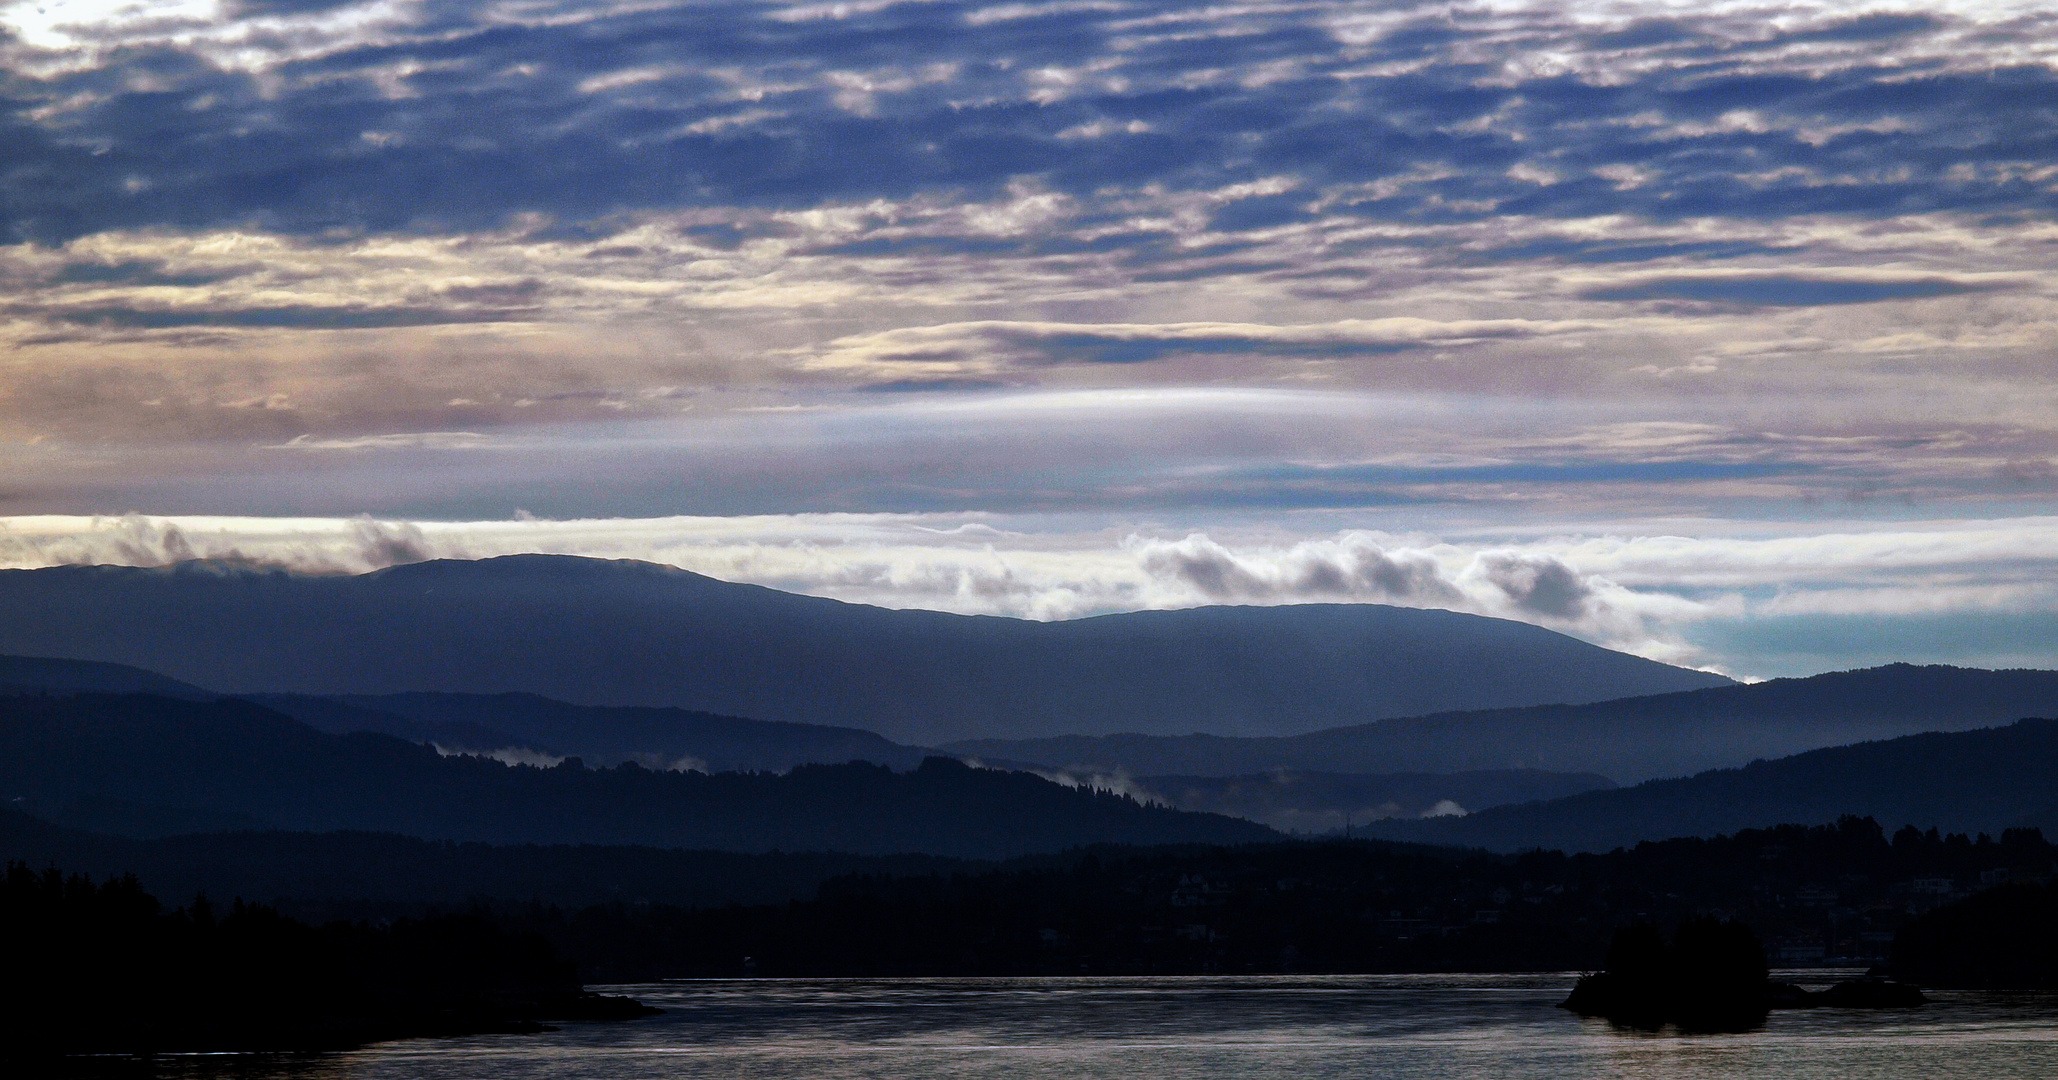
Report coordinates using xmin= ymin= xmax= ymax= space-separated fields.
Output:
xmin=2 ymin=0 xmax=2057 ymax=674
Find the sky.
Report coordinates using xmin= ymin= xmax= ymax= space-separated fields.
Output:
xmin=1 ymin=0 xmax=2055 ymax=678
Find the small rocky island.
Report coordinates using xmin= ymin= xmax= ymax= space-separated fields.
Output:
xmin=1562 ymin=918 xmax=1924 ymax=1032
xmin=0 ymin=863 xmax=658 ymax=1060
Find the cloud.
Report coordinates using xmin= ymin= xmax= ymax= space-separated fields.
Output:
xmin=1464 ymin=551 xmax=1595 ymax=620
xmin=1133 ymin=532 xmax=1460 ymax=606
xmin=270 ymin=432 xmax=498 ymax=451
xmin=0 ymin=0 xmax=2053 ymax=246
xmin=47 ymin=304 xmax=538 ymax=330
xmin=0 ymin=2 xmax=2053 ymax=463
xmin=1580 ymin=274 xmax=2001 ymax=307
xmin=0 ymin=512 xmax=452 ymax=573
xmin=793 ymin=318 xmax=1574 ymax=380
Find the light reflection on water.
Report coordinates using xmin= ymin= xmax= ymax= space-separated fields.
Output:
xmin=79 ymin=975 xmax=2058 ymax=1080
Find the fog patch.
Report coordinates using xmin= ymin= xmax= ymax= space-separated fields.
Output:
xmin=1013 ymin=763 xmax=1163 ymax=805
xmin=624 ymin=751 xmax=711 ymax=773
xmin=434 ymin=743 xmax=565 ymax=768
xmin=1421 ymin=799 xmax=1469 ymax=818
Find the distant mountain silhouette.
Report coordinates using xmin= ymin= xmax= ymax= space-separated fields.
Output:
xmin=0 ymin=655 xmax=213 ymax=700
xmin=0 ymin=693 xmax=1273 ymax=857
xmin=250 ymin=692 xmax=932 ymax=772
xmin=951 ymin=665 xmax=2058 ymax=783
xmin=1361 ymin=718 xmax=2058 ymax=852
xmin=1129 ymin=769 xmax=1616 ymax=834
xmin=0 ymin=556 xmax=1729 ymax=743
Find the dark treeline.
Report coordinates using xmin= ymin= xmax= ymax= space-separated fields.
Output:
xmin=0 ymin=806 xmax=983 ymax=912
xmin=0 ymin=693 xmax=1272 ymax=855
xmin=0 ymin=863 xmax=652 ymax=1058
xmin=1892 ymin=879 xmax=2058 ymax=988
xmin=487 ymin=818 xmax=2058 ymax=981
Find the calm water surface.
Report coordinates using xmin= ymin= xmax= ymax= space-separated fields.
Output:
xmin=91 ymin=975 xmax=2058 ymax=1080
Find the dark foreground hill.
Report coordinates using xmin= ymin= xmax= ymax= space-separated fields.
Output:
xmin=952 ymin=665 xmax=2058 ymax=783
xmin=0 ymin=808 xmax=974 ymax=912
xmin=0 ymin=694 xmax=1274 ymax=857
xmin=0 ymin=865 xmax=652 ymax=1057
xmin=0 ymin=555 xmax=1729 ymax=743
xmin=1362 ymin=718 xmax=2058 ymax=852
xmin=1891 ymin=880 xmax=2058 ymax=990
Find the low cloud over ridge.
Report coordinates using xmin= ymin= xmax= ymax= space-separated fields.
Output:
xmin=7 ymin=511 xmax=2058 ymax=676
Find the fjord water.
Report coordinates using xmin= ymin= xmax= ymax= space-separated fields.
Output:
xmin=129 ymin=975 xmax=2058 ymax=1080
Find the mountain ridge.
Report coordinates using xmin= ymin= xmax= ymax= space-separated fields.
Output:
xmin=0 ymin=555 xmax=1731 ymax=743
xmin=949 ymin=664 xmax=2058 ymax=783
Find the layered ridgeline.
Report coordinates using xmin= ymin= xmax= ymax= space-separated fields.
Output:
xmin=1362 ymin=719 xmax=2058 ymax=853
xmin=0 ymin=556 xmax=1728 ymax=744
xmin=258 ymin=699 xmax=1609 ymax=828
xmin=0 ymin=660 xmax=1616 ymax=829
xmin=0 ymin=694 xmax=1273 ymax=857
xmin=952 ymin=665 xmax=2058 ymax=784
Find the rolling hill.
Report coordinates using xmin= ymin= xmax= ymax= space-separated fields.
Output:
xmin=1361 ymin=717 xmax=2058 ymax=852
xmin=249 ymin=691 xmax=933 ymax=772
xmin=0 ymin=555 xmax=1729 ymax=744
xmin=950 ymin=665 xmax=2058 ymax=783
